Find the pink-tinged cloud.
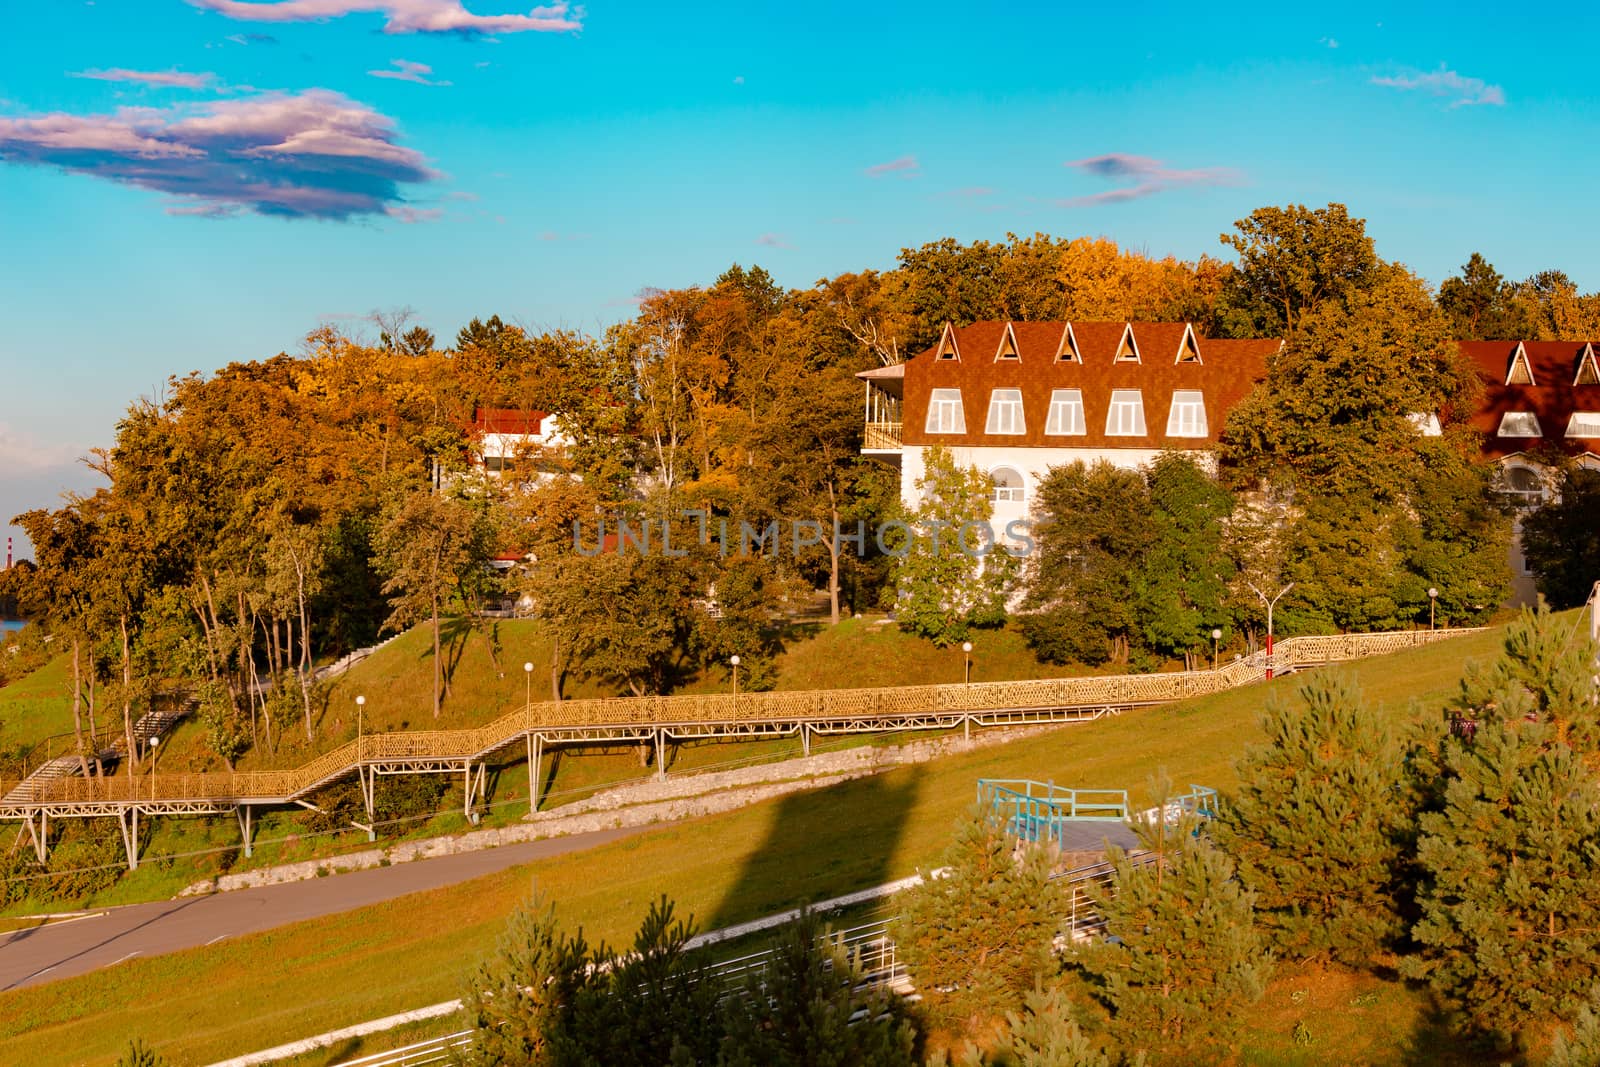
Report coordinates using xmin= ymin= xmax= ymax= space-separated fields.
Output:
xmin=188 ymin=0 xmax=582 ymax=35
xmin=71 ymin=68 xmax=217 ymax=90
xmin=1371 ymin=65 xmax=1505 ymax=107
xmin=934 ymin=186 xmax=994 ymax=199
xmin=388 ymin=205 xmax=443 ymax=222
xmin=1058 ymin=153 xmax=1242 ymax=206
xmin=0 ymin=89 xmax=438 ymax=220
xmin=755 ymin=233 xmax=788 ymax=248
xmin=864 ymin=154 xmax=919 ymax=178
xmin=369 ymin=59 xmax=451 ymax=85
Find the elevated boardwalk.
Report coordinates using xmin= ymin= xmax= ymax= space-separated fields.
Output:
xmin=0 ymin=628 xmax=1476 ymax=868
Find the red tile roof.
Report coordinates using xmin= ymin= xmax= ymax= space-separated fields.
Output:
xmin=473 ymin=406 xmax=546 ymax=436
xmin=899 ymin=321 xmax=1280 ymax=450
xmin=1458 ymin=341 xmax=1600 ymax=460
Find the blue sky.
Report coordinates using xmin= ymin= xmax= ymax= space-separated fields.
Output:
xmin=2 ymin=0 xmax=1598 ymax=559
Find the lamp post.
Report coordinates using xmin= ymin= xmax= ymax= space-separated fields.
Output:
xmin=730 ymin=655 xmax=741 ymax=704
xmin=1211 ymin=628 xmax=1222 ymax=671
xmin=1248 ymin=582 xmax=1294 ymax=680
xmin=962 ymin=641 xmax=973 ymax=685
xmin=355 ymin=695 xmax=365 ymax=755
xmin=148 ymin=735 xmax=161 ymax=800
xmin=1428 ymin=587 xmax=1438 ymax=631
xmin=523 ymin=661 xmax=534 ymax=710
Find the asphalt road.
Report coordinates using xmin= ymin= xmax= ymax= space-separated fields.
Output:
xmin=0 ymin=825 xmax=643 ymax=992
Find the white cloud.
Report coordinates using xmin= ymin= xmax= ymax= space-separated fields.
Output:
xmin=1059 ymin=153 xmax=1243 ymax=206
xmin=1371 ymin=65 xmax=1506 ymax=107
xmin=71 ymin=68 xmax=217 ymax=89
xmin=368 ymin=59 xmax=451 ymax=85
xmin=864 ymin=154 xmax=919 ymax=178
xmin=189 ymin=0 xmax=582 ymax=35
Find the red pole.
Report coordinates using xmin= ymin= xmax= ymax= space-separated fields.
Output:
xmin=1265 ymin=625 xmax=1274 ymax=680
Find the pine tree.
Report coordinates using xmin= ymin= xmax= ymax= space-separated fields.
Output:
xmin=895 ymin=804 xmax=1066 ymax=1025
xmin=1547 ymin=988 xmax=1600 ymax=1067
xmin=981 ymin=984 xmax=1125 ymax=1067
xmin=717 ymin=908 xmax=917 ymax=1066
xmin=1073 ymin=811 xmax=1270 ymax=1064
xmin=562 ymin=896 xmax=724 ymax=1066
xmin=114 ymin=1040 xmax=170 ymax=1067
xmin=1210 ymin=673 xmax=1415 ymax=965
xmin=1456 ymin=602 xmax=1600 ymax=755
xmin=1404 ymin=721 xmax=1600 ymax=1046
xmin=461 ymin=898 xmax=595 ymax=1065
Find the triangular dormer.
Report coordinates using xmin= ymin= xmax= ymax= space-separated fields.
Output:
xmin=1055 ymin=323 xmax=1081 ymax=363
xmin=995 ymin=321 xmax=1020 ymax=362
xmin=1175 ymin=323 xmax=1202 ymax=364
xmin=1114 ymin=324 xmax=1140 ymax=364
xmin=1506 ymin=342 xmax=1536 ymax=386
xmin=935 ymin=322 xmax=961 ymax=361
xmin=1576 ymin=343 xmax=1600 ymax=386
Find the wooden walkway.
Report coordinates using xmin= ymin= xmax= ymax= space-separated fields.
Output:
xmin=0 ymin=628 xmax=1477 ymax=868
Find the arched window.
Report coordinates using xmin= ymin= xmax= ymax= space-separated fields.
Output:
xmin=990 ymin=467 xmax=1025 ymax=504
xmin=1500 ymin=464 xmax=1546 ymax=509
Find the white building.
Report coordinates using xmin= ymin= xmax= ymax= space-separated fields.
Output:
xmin=470 ymin=406 xmax=572 ymax=483
xmin=858 ymin=320 xmax=1281 ymax=531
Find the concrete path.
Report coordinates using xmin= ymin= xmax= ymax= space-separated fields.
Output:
xmin=0 ymin=825 xmax=641 ymax=992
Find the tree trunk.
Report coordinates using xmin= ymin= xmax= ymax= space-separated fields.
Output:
xmin=119 ymin=611 xmax=136 ymax=775
xmin=827 ymin=494 xmax=842 ymax=626
xmin=550 ymin=634 xmax=563 ymax=702
xmin=70 ymin=634 xmax=89 ymax=777
xmin=296 ymin=556 xmax=314 ymax=742
xmin=431 ymin=587 xmax=443 ymax=719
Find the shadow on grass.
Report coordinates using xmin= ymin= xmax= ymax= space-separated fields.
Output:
xmin=1396 ymin=994 xmax=1512 ymax=1066
xmin=706 ymin=766 xmax=924 ymax=931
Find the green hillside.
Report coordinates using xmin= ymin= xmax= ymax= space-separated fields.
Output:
xmin=0 ymin=622 xmax=1512 ymax=1065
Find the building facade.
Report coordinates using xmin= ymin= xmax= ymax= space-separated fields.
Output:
xmin=858 ymin=320 xmax=1281 ymax=532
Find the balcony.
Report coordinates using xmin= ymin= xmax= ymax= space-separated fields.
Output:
xmin=863 ymin=421 xmax=903 ymax=452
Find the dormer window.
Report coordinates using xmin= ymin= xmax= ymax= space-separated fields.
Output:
xmin=1044 ymin=389 xmax=1086 ymax=436
xmin=1165 ymin=391 xmax=1208 ymax=437
xmin=1497 ymin=411 xmax=1542 ymax=437
xmin=984 ymin=389 xmax=1025 ymax=435
xmin=995 ymin=322 xmax=1020 ymax=361
xmin=1577 ymin=344 xmax=1600 ymax=386
xmin=1055 ymin=323 xmax=1081 ymax=363
xmin=1106 ymin=389 xmax=1147 ymax=436
xmin=1567 ymin=412 xmax=1600 ymax=438
xmin=935 ymin=323 xmax=961 ymax=361
xmin=925 ymin=388 xmax=966 ymax=434
xmin=1506 ymin=344 xmax=1536 ymax=385
xmin=1114 ymin=324 xmax=1140 ymax=363
xmin=1175 ymin=324 xmax=1202 ymax=364
xmin=1407 ymin=413 xmax=1443 ymax=437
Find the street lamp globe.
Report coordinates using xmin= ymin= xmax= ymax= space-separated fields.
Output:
xmin=523 ymin=661 xmax=533 ymax=673
xmin=730 ymin=655 xmax=740 ymax=667
xmin=355 ymin=695 xmax=365 ymax=708
xmin=1428 ymin=587 xmax=1438 ymax=600
xmin=961 ymin=641 xmax=972 ymax=653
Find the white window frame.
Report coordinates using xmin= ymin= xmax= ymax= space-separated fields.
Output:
xmin=1044 ymin=389 xmax=1086 ymax=436
xmin=990 ymin=467 xmax=1025 ymax=504
xmin=984 ymin=388 xmax=1025 ymax=435
xmin=925 ymin=388 xmax=966 ymax=434
xmin=1565 ymin=412 xmax=1600 ymax=438
xmin=1106 ymin=389 xmax=1147 ymax=437
xmin=1497 ymin=411 xmax=1543 ymax=438
xmin=1165 ymin=391 xmax=1208 ymax=438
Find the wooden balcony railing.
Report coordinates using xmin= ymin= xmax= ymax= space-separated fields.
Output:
xmin=862 ymin=422 xmax=903 ymax=450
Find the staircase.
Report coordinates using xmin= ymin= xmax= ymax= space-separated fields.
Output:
xmin=1 ymin=700 xmax=192 ymax=804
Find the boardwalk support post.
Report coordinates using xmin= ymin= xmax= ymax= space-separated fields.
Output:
xmin=655 ymin=730 xmax=666 ymax=782
xmin=964 ymin=714 xmax=970 ymax=744
xmin=237 ymin=804 xmax=253 ymax=858
xmin=527 ymin=733 xmax=541 ymax=815
xmin=357 ymin=766 xmax=375 ymax=822
xmin=801 ymin=724 xmax=811 ymax=757
xmin=118 ymin=807 xmax=139 ymax=871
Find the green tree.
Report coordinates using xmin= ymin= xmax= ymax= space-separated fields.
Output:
xmin=1210 ymin=673 xmax=1415 ymax=965
xmin=1215 ymin=202 xmax=1380 ymax=338
xmin=1073 ymin=809 xmax=1270 ymax=1064
xmin=461 ymin=898 xmax=594 ymax=1066
xmin=895 ymin=804 xmax=1066 ymax=1026
xmin=718 ymin=908 xmax=917 ymax=1067
xmin=1521 ymin=468 xmax=1600 ymax=609
xmin=562 ymin=896 xmax=723 ymax=1066
xmin=893 ymin=447 xmax=1016 ymax=646
xmin=1437 ymin=252 xmax=1533 ymax=340
xmin=372 ymin=486 xmax=497 ymax=717
xmin=1020 ymin=461 xmax=1151 ymax=666
xmin=114 ymin=1039 xmax=170 ymax=1067
xmin=1546 ymin=988 xmax=1600 ymax=1067
xmin=1132 ymin=454 xmax=1234 ymax=665
xmin=1403 ymin=722 xmax=1600 ymax=1047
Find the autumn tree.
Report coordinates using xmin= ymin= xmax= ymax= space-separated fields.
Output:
xmin=1521 ymin=467 xmax=1600 ymax=609
xmin=1215 ymin=202 xmax=1380 ymax=338
xmin=1437 ymin=252 xmax=1534 ymax=340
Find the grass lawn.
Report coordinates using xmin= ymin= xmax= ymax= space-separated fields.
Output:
xmin=0 ymin=653 xmax=78 ymax=764
xmin=0 ymin=624 xmax=1512 ymax=1065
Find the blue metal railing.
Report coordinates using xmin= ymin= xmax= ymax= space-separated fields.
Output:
xmin=978 ymin=779 xmax=1129 ymax=846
